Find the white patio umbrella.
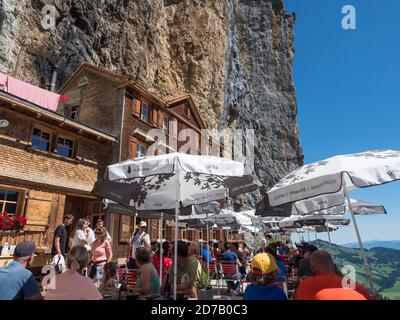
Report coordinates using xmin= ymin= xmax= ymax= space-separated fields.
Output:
xmin=94 ymin=153 xmax=258 ymax=299
xmin=265 ymin=149 xmax=400 ymax=294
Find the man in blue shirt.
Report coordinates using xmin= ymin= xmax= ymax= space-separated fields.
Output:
xmin=220 ymin=243 xmax=242 ymax=294
xmin=0 ymin=241 xmax=43 ymax=300
xmin=200 ymin=243 xmax=212 ymax=263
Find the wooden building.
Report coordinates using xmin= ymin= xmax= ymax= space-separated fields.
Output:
xmin=59 ymin=64 xmax=229 ymax=258
xmin=0 ymin=88 xmax=116 ymax=261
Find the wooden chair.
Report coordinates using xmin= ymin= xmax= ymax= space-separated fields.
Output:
xmin=126 ymin=269 xmax=140 ymax=289
xmin=220 ymin=262 xmax=242 ymax=294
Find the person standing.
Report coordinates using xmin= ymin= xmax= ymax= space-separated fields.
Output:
xmin=89 ymin=227 xmax=113 ymax=284
xmin=95 ymin=219 xmax=112 ymax=243
xmin=85 ymin=216 xmax=96 ymax=253
xmin=51 ymin=214 xmax=74 ymax=257
xmin=128 ymin=221 xmax=151 ymax=269
xmin=0 ymin=241 xmax=43 ymax=300
xmin=71 ymin=218 xmax=90 ymax=248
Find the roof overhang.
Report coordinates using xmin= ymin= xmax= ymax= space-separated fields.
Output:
xmin=0 ymin=90 xmax=117 ymax=143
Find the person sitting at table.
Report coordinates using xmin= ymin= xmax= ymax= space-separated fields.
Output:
xmin=212 ymin=242 xmax=221 ymax=261
xmin=265 ymin=244 xmax=287 ymax=283
xmin=131 ymin=249 xmax=160 ymax=297
xmin=152 ymin=241 xmax=173 ymax=281
xmin=0 ymin=241 xmax=43 ymax=300
xmin=220 ymin=242 xmax=243 ymax=295
xmin=289 ymin=245 xmax=302 ymax=275
xmin=298 ymin=244 xmax=318 ymax=279
xmin=99 ymin=262 xmax=119 ymax=296
xmin=243 ymin=252 xmax=287 ymax=300
xmin=294 ymin=250 xmax=372 ymax=300
xmin=200 ymin=243 xmax=212 ymax=263
xmin=232 ymin=242 xmax=246 ymax=278
xmin=45 ymin=246 xmax=102 ymax=300
xmin=161 ymin=241 xmax=202 ymax=299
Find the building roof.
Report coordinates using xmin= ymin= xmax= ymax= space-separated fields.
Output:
xmin=59 ymin=63 xmax=166 ymax=107
xmin=165 ymin=95 xmax=206 ymax=129
xmin=0 ymin=90 xmax=117 ymax=143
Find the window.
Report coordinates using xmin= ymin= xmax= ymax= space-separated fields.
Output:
xmin=137 ymin=144 xmax=147 ymax=158
xmin=162 ymin=116 xmax=169 ymax=134
xmin=78 ymin=76 xmax=88 ymax=87
xmin=140 ymin=102 xmax=149 ymax=122
xmin=56 ymin=137 xmax=74 ymax=158
xmin=184 ymin=106 xmax=190 ymax=118
xmin=182 ymin=229 xmax=187 ymax=240
xmin=0 ymin=189 xmax=19 ymax=217
xmin=70 ymin=106 xmax=79 ymax=120
xmin=32 ymin=128 xmax=51 ymax=152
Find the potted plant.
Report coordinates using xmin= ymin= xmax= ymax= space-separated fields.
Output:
xmin=196 ymin=269 xmax=213 ymax=300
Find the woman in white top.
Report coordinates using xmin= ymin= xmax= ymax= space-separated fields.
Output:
xmin=71 ymin=218 xmax=89 ymax=248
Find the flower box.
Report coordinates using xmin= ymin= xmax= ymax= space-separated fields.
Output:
xmin=0 ymin=212 xmax=27 ymax=231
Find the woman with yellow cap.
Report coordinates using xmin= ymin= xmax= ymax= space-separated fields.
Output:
xmin=243 ymin=253 xmax=287 ymax=300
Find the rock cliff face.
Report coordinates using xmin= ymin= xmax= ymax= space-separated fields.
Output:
xmin=0 ymin=0 xmax=303 ymax=208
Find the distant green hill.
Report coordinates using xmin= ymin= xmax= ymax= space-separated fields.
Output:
xmin=342 ymin=240 xmax=400 ymax=250
xmin=309 ymin=240 xmax=400 ymax=300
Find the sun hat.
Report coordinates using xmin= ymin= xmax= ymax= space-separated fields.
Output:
xmin=250 ymin=252 xmax=278 ymax=275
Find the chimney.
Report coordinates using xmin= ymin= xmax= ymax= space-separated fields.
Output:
xmin=49 ymin=65 xmax=58 ymax=92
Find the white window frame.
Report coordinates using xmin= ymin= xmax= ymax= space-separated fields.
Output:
xmin=0 ymin=189 xmax=20 ymax=218
xmin=32 ymin=127 xmax=51 ymax=152
xmin=56 ymin=137 xmax=74 ymax=158
xmin=140 ymin=102 xmax=149 ymax=123
xmin=137 ymin=144 xmax=147 ymax=158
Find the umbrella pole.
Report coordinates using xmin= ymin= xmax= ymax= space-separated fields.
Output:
xmin=159 ymin=212 xmax=163 ymax=287
xmin=173 ymin=165 xmax=180 ymax=301
xmin=307 ymin=231 xmax=310 ymax=242
xmin=206 ymin=221 xmax=210 ymax=273
xmin=344 ymin=186 xmax=375 ymax=296
xmin=326 ymin=224 xmax=333 ymax=257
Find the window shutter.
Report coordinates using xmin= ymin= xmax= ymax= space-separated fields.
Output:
xmin=132 ymin=99 xmax=141 ymax=118
xmin=130 ymin=140 xmax=137 ymax=159
xmin=159 ymin=112 xmax=164 ymax=129
xmin=24 ymin=190 xmax=53 ymax=232
xmin=152 ymin=108 xmax=158 ymax=127
xmin=172 ymin=118 xmax=178 ymax=137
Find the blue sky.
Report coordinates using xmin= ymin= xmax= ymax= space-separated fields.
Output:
xmin=284 ymin=0 xmax=400 ymax=244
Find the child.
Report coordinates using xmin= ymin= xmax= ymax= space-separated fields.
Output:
xmin=100 ymin=262 xmax=119 ymax=296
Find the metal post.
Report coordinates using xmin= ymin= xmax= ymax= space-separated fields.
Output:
xmin=326 ymin=224 xmax=333 ymax=257
xmin=159 ymin=212 xmax=163 ymax=287
xmin=173 ymin=164 xmax=181 ymax=300
xmin=343 ymin=184 xmax=375 ymax=295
